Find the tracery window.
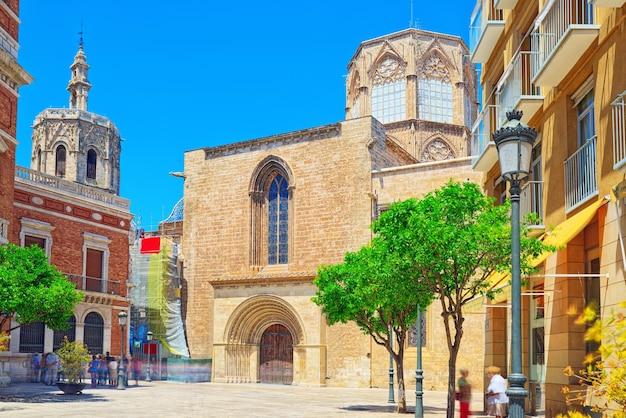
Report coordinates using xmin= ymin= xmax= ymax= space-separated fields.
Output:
xmin=249 ymin=156 xmax=293 ymax=268
xmin=87 ymin=149 xmax=97 ymax=179
xmin=421 ymin=139 xmax=454 ymax=162
xmin=55 ymin=145 xmax=66 ymax=177
xmin=268 ymin=174 xmax=288 ymax=265
xmin=372 ymin=57 xmax=406 ymax=123
xmin=419 ymin=56 xmax=453 ymax=123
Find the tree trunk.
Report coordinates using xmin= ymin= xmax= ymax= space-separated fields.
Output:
xmin=446 ymin=344 xmax=460 ymax=418
xmin=396 ymin=355 xmax=407 ymax=413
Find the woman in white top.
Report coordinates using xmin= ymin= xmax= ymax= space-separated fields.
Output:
xmin=108 ymin=357 xmax=119 ymax=387
xmin=486 ymin=366 xmax=509 ymax=418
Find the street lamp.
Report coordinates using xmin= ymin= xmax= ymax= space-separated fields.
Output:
xmin=146 ymin=331 xmax=153 ymax=382
xmin=117 ymin=310 xmax=128 ymax=390
xmin=492 ymin=109 xmax=537 ymax=418
xmin=388 ymin=324 xmax=395 ymax=403
xmin=414 ymin=308 xmax=424 ymax=418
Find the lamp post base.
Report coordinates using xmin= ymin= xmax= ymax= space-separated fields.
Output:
xmin=506 ymin=373 xmax=527 ymax=418
xmin=117 ymin=367 xmax=126 ymax=390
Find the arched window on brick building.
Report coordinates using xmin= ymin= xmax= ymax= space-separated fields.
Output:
xmin=53 ymin=315 xmax=76 ymax=350
xmin=83 ymin=312 xmax=104 ymax=355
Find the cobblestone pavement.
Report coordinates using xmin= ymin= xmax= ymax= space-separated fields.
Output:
xmin=0 ymin=381 xmax=488 ymax=417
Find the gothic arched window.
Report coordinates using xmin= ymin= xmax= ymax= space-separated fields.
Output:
xmin=37 ymin=149 xmax=42 ymax=171
xmin=268 ymin=174 xmax=289 ymax=265
xmin=249 ymin=156 xmax=294 ymax=269
xmin=419 ymin=55 xmax=453 ymax=123
xmin=87 ymin=149 xmax=97 ymax=179
xmin=55 ymin=145 xmax=67 ymax=178
xmin=372 ymin=57 xmax=406 ymax=123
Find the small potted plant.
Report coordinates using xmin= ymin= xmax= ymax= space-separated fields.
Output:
xmin=55 ymin=336 xmax=90 ymax=394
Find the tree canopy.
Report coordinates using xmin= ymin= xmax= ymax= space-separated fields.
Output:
xmin=0 ymin=244 xmax=82 ymax=338
xmin=313 ymin=180 xmax=555 ymax=417
xmin=314 ymin=233 xmax=432 ymax=412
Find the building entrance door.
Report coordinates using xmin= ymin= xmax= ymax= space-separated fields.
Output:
xmin=259 ymin=324 xmax=293 ymax=384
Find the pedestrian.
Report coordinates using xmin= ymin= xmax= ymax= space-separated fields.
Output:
xmin=105 ymin=351 xmax=113 ymax=385
xmin=39 ymin=353 xmax=47 ymax=384
xmin=108 ymin=356 xmax=119 ymax=387
xmin=44 ymin=351 xmax=59 ymax=385
xmin=97 ymin=354 xmax=107 ymax=385
xmin=486 ymin=366 xmax=509 ymax=418
xmin=30 ymin=353 xmax=41 ymax=383
xmin=131 ymin=356 xmax=140 ymax=386
xmin=457 ymin=367 xmax=472 ymax=418
xmin=123 ymin=355 xmax=130 ymax=386
xmin=88 ymin=355 xmax=99 ymax=387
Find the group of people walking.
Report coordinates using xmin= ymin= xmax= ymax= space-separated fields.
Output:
xmin=30 ymin=352 xmax=59 ymax=385
xmin=87 ymin=352 xmax=140 ymax=388
xmin=30 ymin=351 xmax=141 ymax=388
xmin=456 ymin=365 xmax=510 ymax=418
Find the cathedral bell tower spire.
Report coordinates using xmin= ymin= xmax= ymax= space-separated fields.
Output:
xmin=67 ymin=36 xmax=91 ymax=111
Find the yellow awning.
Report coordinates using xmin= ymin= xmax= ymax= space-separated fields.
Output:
xmin=531 ymin=196 xmax=609 ymax=266
xmin=487 ymin=195 xmax=609 ymax=292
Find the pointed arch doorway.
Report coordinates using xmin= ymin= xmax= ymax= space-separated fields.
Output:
xmin=259 ymin=324 xmax=293 ymax=384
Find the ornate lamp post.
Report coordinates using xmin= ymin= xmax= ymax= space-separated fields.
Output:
xmin=414 ymin=308 xmax=423 ymax=418
xmin=492 ymin=110 xmax=537 ymax=418
xmin=146 ymin=331 xmax=153 ymax=382
xmin=388 ymin=324 xmax=395 ymax=403
xmin=117 ymin=310 xmax=128 ymax=390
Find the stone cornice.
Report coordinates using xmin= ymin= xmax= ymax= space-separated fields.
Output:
xmin=0 ymin=47 xmax=33 ymax=87
xmin=201 ymin=124 xmax=341 ymax=160
xmin=208 ymin=271 xmax=317 ymax=286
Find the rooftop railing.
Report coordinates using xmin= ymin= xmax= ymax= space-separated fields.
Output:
xmin=15 ymin=166 xmax=130 ymax=210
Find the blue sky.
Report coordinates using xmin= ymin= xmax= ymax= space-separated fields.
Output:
xmin=16 ymin=1 xmax=475 ymax=230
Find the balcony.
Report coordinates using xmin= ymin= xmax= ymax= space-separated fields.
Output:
xmin=495 ymin=0 xmax=518 ymax=8
xmin=470 ymin=0 xmax=505 ymax=63
xmin=521 ymin=181 xmax=544 ymax=233
xmin=471 ymin=105 xmax=500 ymax=172
xmin=497 ymin=51 xmax=544 ymax=121
xmin=589 ymin=0 xmax=625 ymax=7
xmin=66 ymin=274 xmax=122 ymax=295
xmin=612 ymin=90 xmax=626 ymax=172
xmin=531 ymin=0 xmax=599 ymax=87
xmin=564 ymin=136 xmax=598 ymax=211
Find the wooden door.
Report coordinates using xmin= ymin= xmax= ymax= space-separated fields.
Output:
xmin=259 ymin=324 xmax=293 ymax=384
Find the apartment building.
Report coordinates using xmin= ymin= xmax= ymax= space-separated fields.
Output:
xmin=470 ymin=0 xmax=626 ymax=415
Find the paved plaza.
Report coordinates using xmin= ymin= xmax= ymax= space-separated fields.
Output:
xmin=0 ymin=381 xmax=488 ymax=418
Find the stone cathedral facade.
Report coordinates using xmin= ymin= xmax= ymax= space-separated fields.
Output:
xmin=180 ymin=28 xmax=486 ymax=390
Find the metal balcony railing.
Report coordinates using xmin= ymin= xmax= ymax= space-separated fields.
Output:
xmin=65 ymin=274 xmax=122 ymax=295
xmin=612 ymin=90 xmax=626 ymax=171
xmin=564 ymin=136 xmax=598 ymax=211
xmin=531 ymin=0 xmax=596 ymax=85
xmin=520 ymin=181 xmax=543 ymax=223
xmin=498 ymin=51 xmax=542 ymax=117
xmin=471 ymin=104 xmax=501 ymax=157
xmin=470 ymin=0 xmax=505 ymax=62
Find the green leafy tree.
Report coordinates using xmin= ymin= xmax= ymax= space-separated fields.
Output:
xmin=313 ymin=214 xmax=434 ymax=413
xmin=558 ymin=301 xmax=626 ymax=418
xmin=0 ymin=244 xmax=82 ymax=343
xmin=314 ymin=181 xmax=553 ymax=416
xmin=398 ymin=180 xmax=552 ymax=418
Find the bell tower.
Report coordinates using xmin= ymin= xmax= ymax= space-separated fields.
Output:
xmin=30 ymin=40 xmax=122 ymax=195
xmin=67 ymin=39 xmax=91 ymax=111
